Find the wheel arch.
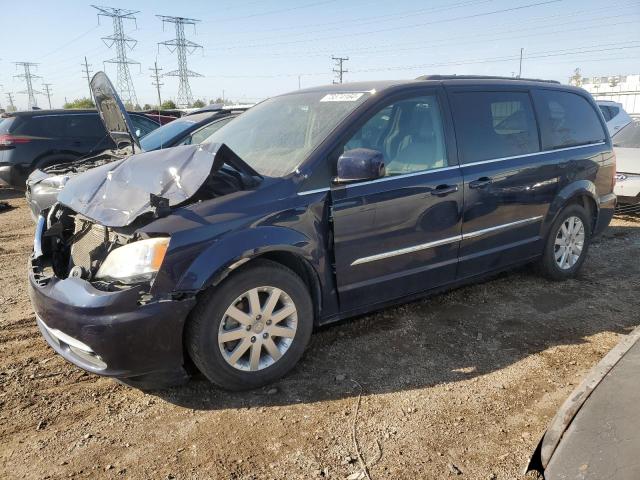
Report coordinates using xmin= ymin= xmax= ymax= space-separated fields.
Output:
xmin=174 ymin=226 xmax=324 ymax=325
xmin=544 ymin=180 xmax=599 ymax=235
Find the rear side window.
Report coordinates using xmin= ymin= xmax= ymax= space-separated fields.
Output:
xmin=535 ymin=91 xmax=606 ymax=150
xmin=23 ymin=116 xmax=68 ymax=137
xmin=451 ymin=91 xmax=539 ymax=163
xmin=0 ymin=117 xmax=18 ymax=134
xmin=64 ymin=115 xmax=106 ymax=138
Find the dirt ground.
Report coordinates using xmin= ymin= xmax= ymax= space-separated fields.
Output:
xmin=1 ymin=188 xmax=639 ymax=480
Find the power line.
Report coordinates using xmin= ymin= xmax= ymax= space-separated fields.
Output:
xmin=93 ymin=5 xmax=140 ymax=107
xmin=14 ymin=62 xmax=42 ymax=110
xmin=43 ymin=83 xmax=53 ymax=109
xmin=332 ymin=56 xmax=349 ymax=84
xmin=265 ymin=13 xmax=640 ymax=60
xmin=201 ymin=0 xmax=338 ymax=23
xmin=81 ymin=56 xmax=93 ymax=100
xmin=208 ymin=0 xmax=494 ymax=41
xmin=150 ymin=61 xmax=164 ymax=107
xmin=157 ymin=15 xmax=203 ymax=107
xmin=210 ymin=0 xmax=562 ymax=51
xmin=202 ymin=41 xmax=640 ymax=79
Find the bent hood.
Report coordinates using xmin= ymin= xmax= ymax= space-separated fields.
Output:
xmin=58 ymin=142 xmax=260 ymax=227
xmin=615 ymin=147 xmax=640 ymax=175
xmin=91 ymin=71 xmax=141 ymax=151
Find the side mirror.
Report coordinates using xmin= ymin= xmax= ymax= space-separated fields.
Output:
xmin=334 ymin=148 xmax=385 ymax=184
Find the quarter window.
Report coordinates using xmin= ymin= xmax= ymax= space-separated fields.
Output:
xmin=599 ymin=106 xmax=613 ymax=121
xmin=451 ymin=91 xmax=540 ymax=164
xmin=535 ymin=91 xmax=606 ymax=150
xmin=343 ymin=95 xmax=447 ymax=176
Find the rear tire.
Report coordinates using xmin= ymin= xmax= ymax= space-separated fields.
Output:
xmin=185 ymin=259 xmax=313 ymax=391
xmin=538 ymin=204 xmax=592 ymax=280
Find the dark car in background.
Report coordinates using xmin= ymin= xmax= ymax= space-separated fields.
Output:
xmin=0 ymin=109 xmax=162 ymax=190
xmin=25 ymin=73 xmax=247 ymax=219
xmin=29 ymin=76 xmax=615 ymax=391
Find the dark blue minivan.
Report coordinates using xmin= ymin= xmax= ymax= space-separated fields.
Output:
xmin=29 ymin=76 xmax=616 ymax=390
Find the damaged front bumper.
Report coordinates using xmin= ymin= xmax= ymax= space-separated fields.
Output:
xmin=28 ymin=261 xmax=196 ymax=382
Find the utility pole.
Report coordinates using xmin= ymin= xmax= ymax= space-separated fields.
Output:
xmin=332 ymin=56 xmax=349 ymax=84
xmin=14 ymin=62 xmax=41 ymax=109
xmin=518 ymin=48 xmax=524 ymax=78
xmin=81 ymin=56 xmax=93 ymax=99
xmin=93 ymin=5 xmax=140 ymax=107
xmin=6 ymin=93 xmax=16 ymax=111
xmin=149 ymin=61 xmax=163 ymax=108
xmin=157 ymin=15 xmax=203 ymax=107
xmin=43 ymin=83 xmax=53 ymax=109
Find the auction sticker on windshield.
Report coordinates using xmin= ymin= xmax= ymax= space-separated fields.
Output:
xmin=320 ymin=93 xmax=365 ymax=102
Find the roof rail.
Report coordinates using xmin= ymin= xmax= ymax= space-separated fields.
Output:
xmin=416 ymin=74 xmax=561 ymax=84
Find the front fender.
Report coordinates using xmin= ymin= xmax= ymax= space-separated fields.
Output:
xmin=544 ymin=180 xmax=598 ymax=234
xmin=174 ymin=226 xmax=317 ymax=292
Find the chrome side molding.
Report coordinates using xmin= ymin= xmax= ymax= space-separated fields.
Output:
xmin=350 ymin=215 xmax=543 ymax=266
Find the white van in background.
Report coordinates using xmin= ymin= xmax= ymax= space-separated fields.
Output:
xmin=597 ymin=100 xmax=632 ymax=135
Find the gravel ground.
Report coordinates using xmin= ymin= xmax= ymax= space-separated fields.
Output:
xmin=1 ymin=188 xmax=639 ymax=480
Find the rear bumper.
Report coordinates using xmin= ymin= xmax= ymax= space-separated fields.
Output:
xmin=594 ymin=192 xmax=616 ymax=235
xmin=28 ymin=268 xmax=196 ymax=379
xmin=614 ymin=174 xmax=640 ymax=202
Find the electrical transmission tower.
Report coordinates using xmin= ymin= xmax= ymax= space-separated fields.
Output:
xmin=6 ymin=93 xmax=16 ymax=112
xmin=92 ymin=5 xmax=140 ymax=107
xmin=43 ymin=83 xmax=53 ymax=109
xmin=332 ymin=56 xmax=349 ymax=84
xmin=14 ymin=62 xmax=42 ymax=109
xmin=157 ymin=15 xmax=203 ymax=107
xmin=149 ymin=61 xmax=164 ymax=107
xmin=81 ymin=56 xmax=93 ymax=99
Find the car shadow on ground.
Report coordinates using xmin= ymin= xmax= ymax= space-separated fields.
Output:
xmin=151 ymin=221 xmax=640 ymax=411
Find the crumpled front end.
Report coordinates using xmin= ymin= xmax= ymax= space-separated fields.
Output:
xmin=28 ymin=205 xmax=196 ymax=382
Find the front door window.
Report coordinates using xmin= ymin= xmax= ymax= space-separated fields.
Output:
xmin=344 ymin=95 xmax=448 ymax=176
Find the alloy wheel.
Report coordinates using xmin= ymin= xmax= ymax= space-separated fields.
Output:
xmin=218 ymin=286 xmax=298 ymax=371
xmin=554 ymin=216 xmax=585 ymax=270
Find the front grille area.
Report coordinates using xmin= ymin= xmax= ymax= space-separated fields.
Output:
xmin=69 ymin=218 xmax=111 ymax=272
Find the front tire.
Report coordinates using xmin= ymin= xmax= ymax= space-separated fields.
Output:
xmin=185 ymin=260 xmax=313 ymax=391
xmin=538 ymin=204 xmax=592 ymax=280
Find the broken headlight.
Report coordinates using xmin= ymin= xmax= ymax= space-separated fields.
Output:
xmin=95 ymin=237 xmax=169 ymax=283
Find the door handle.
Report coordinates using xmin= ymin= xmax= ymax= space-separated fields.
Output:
xmin=430 ymin=184 xmax=459 ymax=196
xmin=469 ymin=177 xmax=493 ymax=189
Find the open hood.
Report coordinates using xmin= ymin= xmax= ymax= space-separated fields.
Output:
xmin=90 ymin=71 xmax=141 ymax=151
xmin=57 ymin=142 xmax=261 ymax=227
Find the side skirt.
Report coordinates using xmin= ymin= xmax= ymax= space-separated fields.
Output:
xmin=316 ymin=254 xmax=541 ymax=327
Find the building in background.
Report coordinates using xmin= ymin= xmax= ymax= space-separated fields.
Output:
xmin=570 ymin=70 xmax=640 ymax=116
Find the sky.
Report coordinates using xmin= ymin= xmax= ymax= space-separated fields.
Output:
xmin=1 ymin=0 xmax=639 ymax=110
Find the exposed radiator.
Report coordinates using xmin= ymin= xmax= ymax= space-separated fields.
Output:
xmin=69 ymin=219 xmax=109 ymax=272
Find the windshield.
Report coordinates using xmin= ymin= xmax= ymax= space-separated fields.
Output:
xmin=139 ymin=117 xmax=197 ymax=151
xmin=203 ymin=91 xmax=371 ymax=177
xmin=613 ymin=120 xmax=640 ymax=148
